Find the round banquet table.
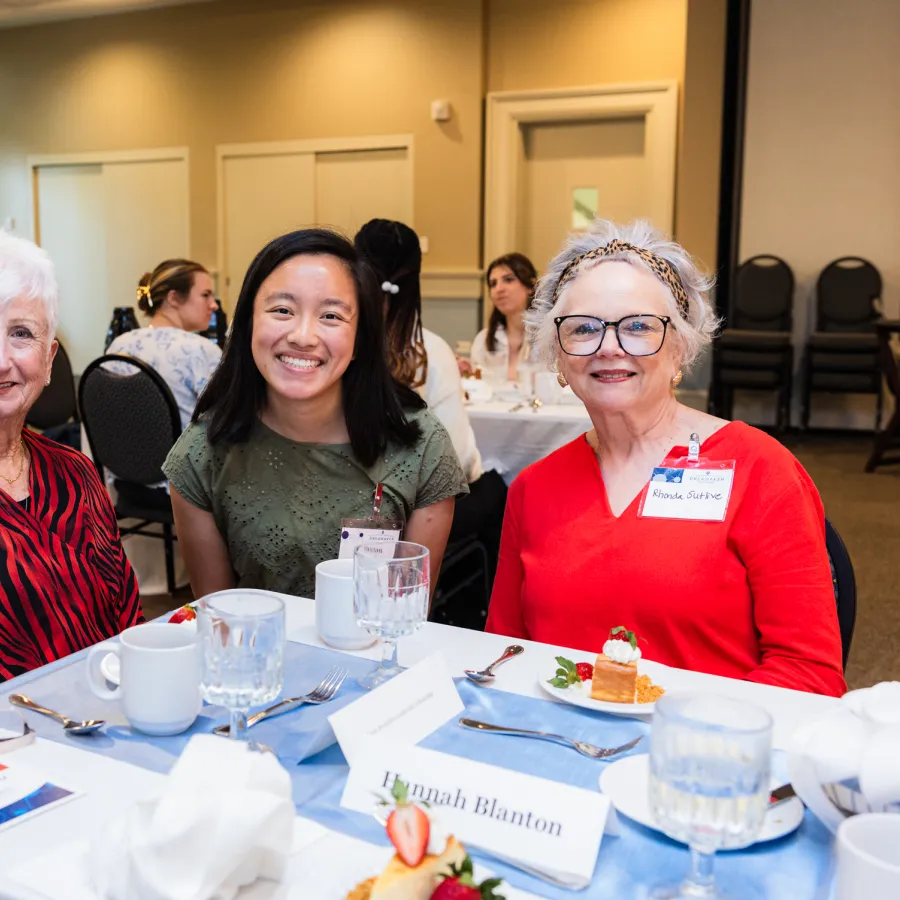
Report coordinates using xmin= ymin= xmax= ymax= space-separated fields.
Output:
xmin=466 ymin=400 xmax=593 ymax=483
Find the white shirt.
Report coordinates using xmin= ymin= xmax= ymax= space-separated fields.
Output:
xmin=470 ymin=323 xmax=536 ymax=382
xmin=106 ymin=327 xmax=222 ymax=431
xmin=417 ymin=328 xmax=483 ymax=484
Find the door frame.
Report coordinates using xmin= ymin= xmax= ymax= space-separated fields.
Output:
xmin=483 ymin=82 xmax=679 ymax=270
xmin=216 ymin=133 xmax=414 ymax=303
xmin=27 ymin=146 xmax=191 ymax=246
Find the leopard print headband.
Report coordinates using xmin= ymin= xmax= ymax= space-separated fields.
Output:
xmin=551 ymin=238 xmax=691 ymax=319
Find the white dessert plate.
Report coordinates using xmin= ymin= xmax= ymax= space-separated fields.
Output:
xmin=599 ymin=754 xmax=804 ymax=846
xmin=538 ymin=656 xmax=663 ymax=716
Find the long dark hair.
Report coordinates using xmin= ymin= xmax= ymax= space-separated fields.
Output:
xmin=485 ymin=252 xmax=538 ymax=352
xmin=194 ymin=229 xmax=423 ymax=467
xmin=354 ymin=219 xmax=427 ymax=389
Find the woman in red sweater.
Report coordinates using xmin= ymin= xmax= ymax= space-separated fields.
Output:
xmin=485 ymin=220 xmax=845 ymax=698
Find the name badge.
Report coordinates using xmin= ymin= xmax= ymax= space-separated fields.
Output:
xmin=639 ymin=461 xmax=735 ymax=522
xmin=338 ymin=523 xmax=401 ymax=560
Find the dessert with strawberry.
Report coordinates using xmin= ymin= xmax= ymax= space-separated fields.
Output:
xmin=168 ymin=604 xmax=197 ymax=625
xmin=345 ymin=779 xmax=504 ymax=900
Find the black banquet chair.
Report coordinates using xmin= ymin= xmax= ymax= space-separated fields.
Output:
xmin=709 ymin=256 xmax=794 ymax=431
xmin=801 ymin=258 xmax=883 ymax=430
xmin=825 ymin=517 xmax=856 ymax=670
xmin=26 ymin=339 xmax=80 ymax=446
xmin=78 ymin=354 xmax=182 ymax=594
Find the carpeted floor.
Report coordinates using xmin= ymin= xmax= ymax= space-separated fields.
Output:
xmin=141 ymin=434 xmax=900 ymax=691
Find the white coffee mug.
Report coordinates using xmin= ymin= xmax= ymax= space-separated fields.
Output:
xmin=835 ymin=813 xmax=900 ymax=899
xmin=315 ymin=558 xmax=377 ymax=650
xmin=86 ymin=623 xmax=202 ymax=736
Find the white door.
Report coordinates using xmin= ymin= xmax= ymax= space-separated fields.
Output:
xmin=221 ymin=152 xmax=315 ymax=307
xmin=520 ymin=116 xmax=652 ymax=273
xmin=220 ymin=142 xmax=413 ymax=307
xmin=35 ymin=156 xmax=190 ymax=373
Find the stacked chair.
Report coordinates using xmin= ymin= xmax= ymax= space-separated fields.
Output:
xmin=709 ymin=256 xmax=794 ymax=431
xmin=801 ymin=257 xmax=883 ymax=430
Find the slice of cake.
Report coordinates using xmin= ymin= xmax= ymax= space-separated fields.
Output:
xmin=591 ymin=626 xmax=641 ymax=703
xmin=366 ymin=836 xmax=467 ymax=900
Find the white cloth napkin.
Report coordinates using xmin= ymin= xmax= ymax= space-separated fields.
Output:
xmin=88 ymin=735 xmax=295 ymax=900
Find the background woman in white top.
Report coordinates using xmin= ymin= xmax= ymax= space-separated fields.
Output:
xmin=469 ymin=253 xmax=538 ymax=383
xmin=355 ymin=219 xmax=507 ymax=630
xmin=107 ymin=259 xmax=222 ymax=430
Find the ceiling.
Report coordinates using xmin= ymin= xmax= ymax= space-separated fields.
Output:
xmin=0 ymin=0 xmax=212 ymax=27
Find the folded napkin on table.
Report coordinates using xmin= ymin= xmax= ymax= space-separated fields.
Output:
xmin=89 ymin=734 xmax=295 ymax=900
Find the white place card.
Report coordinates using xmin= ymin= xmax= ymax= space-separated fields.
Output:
xmin=340 ymin=738 xmax=609 ymax=888
xmin=327 ymin=653 xmax=464 ymax=766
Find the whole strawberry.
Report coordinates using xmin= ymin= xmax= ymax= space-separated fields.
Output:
xmin=383 ymin=778 xmax=430 ymax=868
xmin=431 ymin=856 xmax=504 ymax=899
xmin=168 ymin=604 xmax=197 ymax=625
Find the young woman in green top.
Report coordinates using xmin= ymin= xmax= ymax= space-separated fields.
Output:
xmin=163 ymin=229 xmax=468 ymax=599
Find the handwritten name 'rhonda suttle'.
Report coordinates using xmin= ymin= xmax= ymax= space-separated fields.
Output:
xmin=381 ymin=771 xmax=562 ymax=837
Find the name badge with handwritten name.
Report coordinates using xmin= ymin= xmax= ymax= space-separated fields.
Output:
xmin=639 ymin=461 xmax=736 ymax=522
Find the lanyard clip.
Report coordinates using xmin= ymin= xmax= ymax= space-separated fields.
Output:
xmin=688 ymin=432 xmax=701 ymax=463
xmin=372 ymin=482 xmax=384 ymax=517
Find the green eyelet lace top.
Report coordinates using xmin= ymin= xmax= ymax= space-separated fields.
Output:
xmin=162 ymin=407 xmax=468 ymax=597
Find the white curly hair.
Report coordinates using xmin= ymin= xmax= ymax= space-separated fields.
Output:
xmin=528 ymin=219 xmax=719 ymax=373
xmin=0 ymin=230 xmax=59 ymax=340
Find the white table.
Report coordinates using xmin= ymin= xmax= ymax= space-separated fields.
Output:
xmin=467 ymin=401 xmax=592 ymax=482
xmin=0 ymin=599 xmax=840 ymax=898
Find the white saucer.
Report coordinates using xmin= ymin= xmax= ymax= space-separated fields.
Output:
xmin=538 ymin=656 xmax=662 ymax=716
xmin=599 ymin=754 xmax=804 ymax=846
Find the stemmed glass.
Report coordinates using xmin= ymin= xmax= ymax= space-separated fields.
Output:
xmin=648 ymin=693 xmax=773 ymax=899
xmin=354 ymin=541 xmax=430 ymax=690
xmin=197 ymin=589 xmax=286 ymax=741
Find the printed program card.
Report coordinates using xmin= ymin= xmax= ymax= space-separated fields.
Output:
xmin=0 ymin=761 xmax=81 ymax=832
xmin=340 ymin=738 xmax=608 ymax=887
xmin=328 ymin=652 xmax=464 ymax=765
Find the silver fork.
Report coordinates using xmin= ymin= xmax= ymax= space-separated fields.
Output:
xmin=459 ymin=717 xmax=642 ymax=760
xmin=213 ymin=666 xmax=347 ymax=736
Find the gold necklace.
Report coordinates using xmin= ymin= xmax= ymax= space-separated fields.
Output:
xmin=0 ymin=440 xmax=27 ymax=486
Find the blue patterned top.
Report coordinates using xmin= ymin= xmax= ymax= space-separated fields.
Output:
xmin=106 ymin=327 xmax=222 ymax=430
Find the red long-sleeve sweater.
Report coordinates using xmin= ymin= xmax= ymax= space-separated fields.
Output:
xmin=485 ymin=422 xmax=846 ymax=697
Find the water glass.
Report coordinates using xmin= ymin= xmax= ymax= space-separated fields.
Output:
xmin=648 ymin=693 xmax=773 ymax=899
xmin=197 ymin=589 xmax=285 ymax=741
xmin=354 ymin=541 xmax=430 ymax=690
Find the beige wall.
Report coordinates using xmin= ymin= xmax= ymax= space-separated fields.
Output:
xmin=741 ymin=0 xmax=900 ymax=323
xmin=0 ymin=0 xmax=724 ymax=289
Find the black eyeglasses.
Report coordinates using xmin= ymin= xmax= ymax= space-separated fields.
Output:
xmin=554 ymin=314 xmax=672 ymax=357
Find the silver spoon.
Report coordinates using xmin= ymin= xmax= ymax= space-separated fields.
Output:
xmin=464 ymin=644 xmax=524 ymax=684
xmin=459 ymin=717 xmax=642 ymax=760
xmin=8 ymin=693 xmax=106 ymax=735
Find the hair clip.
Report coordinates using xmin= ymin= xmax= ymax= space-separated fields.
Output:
xmin=381 ymin=281 xmax=400 ymax=295
xmin=136 ymin=283 xmax=154 ymax=308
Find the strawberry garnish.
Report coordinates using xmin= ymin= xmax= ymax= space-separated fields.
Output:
xmin=575 ymin=662 xmax=594 ymax=681
xmin=383 ymin=778 xmax=430 ymax=868
xmin=168 ymin=605 xmax=197 ymax=624
xmin=431 ymin=855 xmax=504 ymax=899
xmin=609 ymin=625 xmax=639 ymax=650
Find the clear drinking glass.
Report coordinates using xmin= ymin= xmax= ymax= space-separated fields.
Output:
xmin=648 ymin=693 xmax=773 ymax=899
xmin=197 ymin=589 xmax=286 ymax=741
xmin=354 ymin=541 xmax=430 ymax=690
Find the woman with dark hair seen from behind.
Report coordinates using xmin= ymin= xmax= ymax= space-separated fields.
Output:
xmin=107 ymin=259 xmax=221 ymax=430
xmin=355 ymin=219 xmax=508 ymax=629
xmin=163 ymin=229 xmax=467 ymax=599
xmin=0 ymin=232 xmax=142 ymax=680
xmin=469 ymin=253 xmax=538 ymax=383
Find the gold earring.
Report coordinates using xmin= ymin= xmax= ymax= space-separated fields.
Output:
xmin=671 ymin=370 xmax=683 ymax=389
xmin=557 ymin=372 xmax=568 ymax=388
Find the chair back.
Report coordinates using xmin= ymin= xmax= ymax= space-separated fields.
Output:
xmin=816 ymin=257 xmax=882 ymax=332
xmin=79 ymin=354 xmax=182 ymax=485
xmin=825 ymin=517 xmax=856 ymax=670
xmin=25 ymin=340 xmax=78 ymax=430
xmin=731 ymin=255 xmax=794 ymax=331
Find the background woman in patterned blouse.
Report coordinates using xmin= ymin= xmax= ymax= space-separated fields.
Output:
xmin=0 ymin=232 xmax=142 ymax=681
xmin=107 ymin=259 xmax=221 ymax=430
xmin=164 ymin=229 xmax=467 ymax=599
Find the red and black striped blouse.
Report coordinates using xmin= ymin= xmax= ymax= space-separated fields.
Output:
xmin=0 ymin=430 xmax=143 ymax=681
